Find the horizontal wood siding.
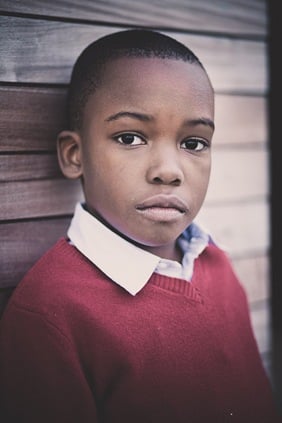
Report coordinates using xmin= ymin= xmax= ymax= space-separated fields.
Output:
xmin=0 ymin=0 xmax=272 ymax=380
xmin=0 ymin=0 xmax=267 ymax=36
xmin=0 ymin=16 xmax=268 ymax=93
xmin=0 ymin=179 xmax=83 ymax=220
xmin=0 ymin=86 xmax=66 ymax=152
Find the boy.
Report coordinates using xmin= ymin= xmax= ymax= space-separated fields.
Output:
xmin=0 ymin=29 xmax=280 ymax=422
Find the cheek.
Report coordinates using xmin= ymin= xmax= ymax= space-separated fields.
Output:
xmin=83 ymin=158 xmax=134 ymax=205
xmin=199 ymin=175 xmax=211 ymax=206
xmin=187 ymin=161 xmax=211 ymax=202
xmin=198 ymin=164 xmax=211 ymax=194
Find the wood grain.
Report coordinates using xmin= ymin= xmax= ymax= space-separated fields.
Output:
xmin=0 ymin=16 xmax=267 ymax=93
xmin=197 ymin=200 xmax=270 ymax=256
xmin=207 ymin=148 xmax=269 ymax=202
xmin=0 ymin=179 xmax=84 ymax=220
xmin=231 ymin=254 xmax=270 ymax=304
xmin=0 ymin=86 xmax=66 ymax=152
xmin=214 ymin=94 xmax=267 ymax=145
xmin=0 ymin=153 xmax=62 ymax=182
xmin=0 ymin=0 xmax=267 ymax=36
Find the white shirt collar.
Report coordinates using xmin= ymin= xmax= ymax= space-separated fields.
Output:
xmin=68 ymin=203 xmax=160 ymax=295
xmin=67 ymin=202 xmax=210 ymax=296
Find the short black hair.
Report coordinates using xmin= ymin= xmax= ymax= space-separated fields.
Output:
xmin=67 ymin=29 xmax=205 ymax=130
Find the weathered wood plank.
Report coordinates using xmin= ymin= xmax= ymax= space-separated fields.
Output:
xmin=0 ymin=86 xmax=267 ymax=152
xmin=0 ymin=16 xmax=267 ymax=93
xmin=0 ymin=153 xmax=62 ymax=182
xmin=0 ymin=86 xmax=66 ymax=152
xmin=214 ymin=94 xmax=267 ymax=145
xmin=0 ymin=218 xmax=71 ymax=288
xmin=231 ymin=254 xmax=270 ymax=304
xmin=207 ymin=148 xmax=269 ymax=202
xmin=197 ymin=200 xmax=270 ymax=256
xmin=0 ymin=179 xmax=84 ymax=220
xmin=0 ymin=0 xmax=267 ymax=36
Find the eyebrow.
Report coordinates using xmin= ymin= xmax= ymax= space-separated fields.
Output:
xmin=105 ymin=111 xmax=215 ymax=130
xmin=187 ymin=118 xmax=215 ymax=131
xmin=105 ymin=111 xmax=153 ymax=122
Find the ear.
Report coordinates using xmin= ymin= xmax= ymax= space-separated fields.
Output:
xmin=56 ymin=130 xmax=83 ymax=179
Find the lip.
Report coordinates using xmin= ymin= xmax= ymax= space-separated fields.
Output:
xmin=136 ymin=194 xmax=188 ymax=213
xmin=135 ymin=194 xmax=188 ymax=222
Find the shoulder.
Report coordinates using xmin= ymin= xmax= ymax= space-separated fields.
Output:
xmin=20 ymin=237 xmax=87 ymax=285
xmin=201 ymin=242 xmax=233 ymax=268
xmin=196 ymin=243 xmax=246 ymax=295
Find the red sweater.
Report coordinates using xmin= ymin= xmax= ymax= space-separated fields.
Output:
xmin=0 ymin=238 xmax=280 ymax=422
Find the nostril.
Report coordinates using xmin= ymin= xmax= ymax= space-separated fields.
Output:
xmin=171 ymin=178 xmax=182 ymax=186
xmin=147 ymin=158 xmax=184 ymax=185
xmin=152 ymin=176 xmax=181 ymax=186
xmin=152 ymin=176 xmax=163 ymax=184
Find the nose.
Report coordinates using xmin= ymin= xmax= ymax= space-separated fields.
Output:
xmin=146 ymin=146 xmax=184 ymax=186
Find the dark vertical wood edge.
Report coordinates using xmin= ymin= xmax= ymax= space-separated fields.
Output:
xmin=268 ymin=0 xmax=282 ymax=413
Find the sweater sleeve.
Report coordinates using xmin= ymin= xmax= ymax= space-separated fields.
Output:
xmin=0 ymin=303 xmax=98 ymax=423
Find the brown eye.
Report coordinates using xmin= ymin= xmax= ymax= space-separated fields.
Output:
xmin=181 ymin=138 xmax=208 ymax=152
xmin=120 ymin=134 xmax=135 ymax=144
xmin=115 ymin=133 xmax=145 ymax=145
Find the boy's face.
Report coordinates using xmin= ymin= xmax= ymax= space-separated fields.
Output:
xmin=72 ymin=57 xmax=214 ymax=260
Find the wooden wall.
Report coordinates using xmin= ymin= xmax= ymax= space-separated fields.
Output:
xmin=0 ymin=0 xmax=272 ymax=383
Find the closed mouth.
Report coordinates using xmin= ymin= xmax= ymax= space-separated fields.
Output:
xmin=136 ymin=194 xmax=188 ymax=213
xmin=135 ymin=194 xmax=188 ymax=223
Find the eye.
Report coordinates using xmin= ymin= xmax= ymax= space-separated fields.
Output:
xmin=180 ymin=137 xmax=209 ymax=152
xmin=114 ymin=133 xmax=145 ymax=146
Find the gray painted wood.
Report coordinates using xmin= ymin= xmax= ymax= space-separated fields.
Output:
xmin=0 ymin=0 xmax=267 ymax=36
xmin=0 ymin=16 xmax=267 ymax=93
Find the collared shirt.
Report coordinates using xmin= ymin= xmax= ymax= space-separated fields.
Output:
xmin=67 ymin=202 xmax=211 ymax=296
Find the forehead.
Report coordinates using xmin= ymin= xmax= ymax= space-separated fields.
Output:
xmin=86 ymin=57 xmax=214 ymax=119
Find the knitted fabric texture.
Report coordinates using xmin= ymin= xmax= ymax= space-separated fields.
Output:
xmin=0 ymin=238 xmax=280 ymax=422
